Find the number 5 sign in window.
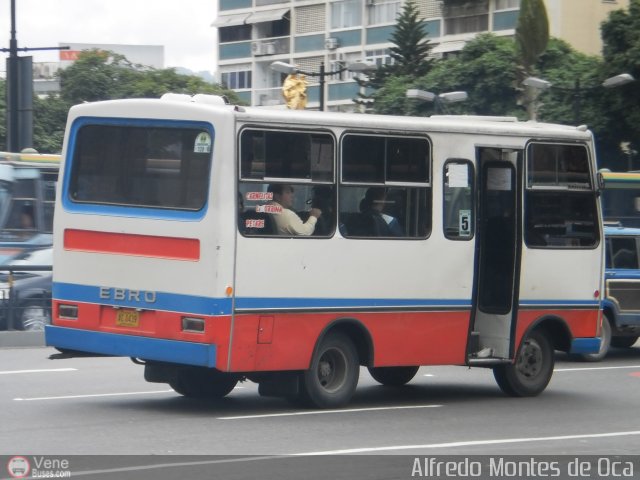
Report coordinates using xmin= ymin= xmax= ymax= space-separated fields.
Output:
xmin=444 ymin=160 xmax=475 ymax=240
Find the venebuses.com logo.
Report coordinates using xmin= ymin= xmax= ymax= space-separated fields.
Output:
xmin=6 ymin=456 xmax=71 ymax=478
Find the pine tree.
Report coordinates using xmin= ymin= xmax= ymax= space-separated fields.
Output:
xmin=356 ymin=1 xmax=433 ymax=107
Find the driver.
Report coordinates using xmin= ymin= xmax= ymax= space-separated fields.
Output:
xmin=268 ymin=184 xmax=321 ymax=236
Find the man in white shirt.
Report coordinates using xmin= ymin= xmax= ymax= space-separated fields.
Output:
xmin=269 ymin=184 xmax=322 ymax=236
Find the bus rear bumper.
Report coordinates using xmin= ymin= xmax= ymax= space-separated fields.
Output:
xmin=45 ymin=325 xmax=217 ymax=368
xmin=569 ymin=337 xmax=601 ymax=355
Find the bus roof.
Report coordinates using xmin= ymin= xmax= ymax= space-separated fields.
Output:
xmin=67 ymin=96 xmax=595 ymax=143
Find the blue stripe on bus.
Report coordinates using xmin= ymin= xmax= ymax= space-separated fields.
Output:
xmin=53 ymin=282 xmax=600 ymax=314
xmin=52 ymin=282 xmax=232 ymax=316
xmin=233 ymin=297 xmax=471 ymax=310
xmin=45 ymin=325 xmax=217 ymax=367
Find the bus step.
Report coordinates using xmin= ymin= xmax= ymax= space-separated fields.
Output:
xmin=467 ymin=358 xmax=511 ymax=366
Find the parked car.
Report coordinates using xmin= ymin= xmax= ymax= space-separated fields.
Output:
xmin=0 ymin=247 xmax=52 ymax=331
xmin=580 ymin=226 xmax=640 ymax=360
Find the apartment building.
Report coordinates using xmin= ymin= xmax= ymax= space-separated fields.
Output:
xmin=212 ymin=0 xmax=627 ymax=110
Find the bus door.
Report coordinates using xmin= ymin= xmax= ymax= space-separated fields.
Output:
xmin=470 ymin=148 xmax=522 ymax=360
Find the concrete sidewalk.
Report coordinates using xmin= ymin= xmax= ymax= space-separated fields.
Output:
xmin=0 ymin=331 xmax=45 ymax=348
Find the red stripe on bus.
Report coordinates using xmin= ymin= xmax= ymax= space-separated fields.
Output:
xmin=63 ymin=229 xmax=200 ymax=260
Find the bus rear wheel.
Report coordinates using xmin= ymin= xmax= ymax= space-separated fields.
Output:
xmin=493 ymin=330 xmax=553 ymax=397
xmin=169 ymin=367 xmax=238 ymax=399
xmin=298 ymin=332 xmax=359 ymax=409
xmin=368 ymin=366 xmax=419 ymax=386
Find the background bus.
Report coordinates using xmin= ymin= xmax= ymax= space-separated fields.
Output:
xmin=600 ymin=170 xmax=640 ymax=227
xmin=0 ymin=151 xmax=59 ymax=330
xmin=45 ymin=96 xmax=603 ymax=408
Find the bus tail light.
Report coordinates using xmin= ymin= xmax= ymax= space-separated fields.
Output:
xmin=58 ymin=304 xmax=78 ymax=320
xmin=182 ymin=317 xmax=205 ymax=333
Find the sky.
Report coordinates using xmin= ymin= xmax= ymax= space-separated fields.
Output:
xmin=1 ymin=0 xmax=219 ymax=74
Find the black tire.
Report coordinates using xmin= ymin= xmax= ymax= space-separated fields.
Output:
xmin=368 ymin=366 xmax=419 ymax=386
xmin=611 ymin=335 xmax=639 ymax=349
xmin=577 ymin=313 xmax=612 ymax=362
xmin=19 ymin=302 xmax=51 ymax=331
xmin=493 ymin=330 xmax=554 ymax=397
xmin=298 ymin=332 xmax=359 ymax=409
xmin=169 ymin=367 xmax=238 ymax=399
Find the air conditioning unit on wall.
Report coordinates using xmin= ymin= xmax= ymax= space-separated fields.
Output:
xmin=251 ymin=41 xmax=264 ymax=55
xmin=325 ymin=37 xmax=339 ymax=50
xmin=252 ymin=41 xmax=276 ymax=56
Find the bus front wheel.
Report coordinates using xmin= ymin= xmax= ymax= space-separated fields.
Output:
xmin=298 ymin=332 xmax=359 ymax=408
xmin=493 ymin=330 xmax=554 ymax=397
xmin=368 ymin=366 xmax=419 ymax=386
xmin=169 ymin=367 xmax=238 ymax=399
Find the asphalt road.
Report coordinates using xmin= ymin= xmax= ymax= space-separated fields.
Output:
xmin=0 ymin=344 xmax=639 ymax=479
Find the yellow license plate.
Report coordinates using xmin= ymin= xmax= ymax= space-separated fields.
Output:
xmin=115 ymin=309 xmax=140 ymax=327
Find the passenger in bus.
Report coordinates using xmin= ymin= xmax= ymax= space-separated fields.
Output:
xmin=359 ymin=187 xmax=403 ymax=236
xmin=268 ymin=184 xmax=322 ymax=235
xmin=20 ymin=204 xmax=35 ymax=230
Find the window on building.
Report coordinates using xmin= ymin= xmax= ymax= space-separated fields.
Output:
xmin=221 ymin=70 xmax=252 ymax=90
xmin=367 ymin=0 xmax=401 ymax=25
xmin=443 ymin=160 xmax=474 ymax=240
xmin=443 ymin=0 xmax=489 ymax=35
xmin=339 ymin=134 xmax=431 ymax=239
xmin=365 ymin=49 xmax=394 ymax=68
xmin=331 ymin=0 xmax=363 ymax=29
xmin=524 ymin=143 xmax=599 ymax=248
xmin=495 ymin=0 xmax=520 ymax=10
xmin=219 ymin=25 xmax=252 ymax=43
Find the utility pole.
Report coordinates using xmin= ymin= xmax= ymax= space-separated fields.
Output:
xmin=2 ymin=0 xmax=68 ymax=151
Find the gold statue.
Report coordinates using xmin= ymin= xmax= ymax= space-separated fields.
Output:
xmin=282 ymin=74 xmax=307 ymax=110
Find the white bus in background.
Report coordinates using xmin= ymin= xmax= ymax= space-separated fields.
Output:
xmin=0 ymin=151 xmax=60 ymax=260
xmin=45 ymin=95 xmax=604 ymax=408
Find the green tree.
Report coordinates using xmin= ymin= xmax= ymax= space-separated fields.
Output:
xmin=372 ymin=34 xmax=520 ymax=117
xmin=515 ymin=0 xmax=550 ymax=119
xmin=33 ymin=95 xmax=69 ymax=153
xmin=599 ymin=0 xmax=640 ymax=169
xmin=358 ymin=0 xmax=433 ymax=109
xmin=25 ymin=50 xmax=242 ymax=153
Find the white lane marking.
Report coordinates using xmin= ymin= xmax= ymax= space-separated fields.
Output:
xmin=14 ymin=390 xmax=173 ymax=401
xmin=218 ymin=404 xmax=442 ymax=420
xmin=0 ymin=368 xmax=77 ymax=375
xmin=295 ymin=430 xmax=640 ymax=455
xmin=13 ymin=385 xmax=244 ymax=402
xmin=555 ymin=365 xmax=640 ymax=372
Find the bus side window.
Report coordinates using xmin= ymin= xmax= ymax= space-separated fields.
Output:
xmin=525 ymin=143 xmax=598 ymax=249
xmin=238 ymin=129 xmax=336 ymax=238
xmin=443 ymin=160 xmax=474 ymax=240
xmin=339 ymin=133 xmax=431 ymax=239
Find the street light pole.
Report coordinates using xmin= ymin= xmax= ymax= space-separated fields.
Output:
xmin=523 ymin=73 xmax=634 ymax=124
xmin=3 ymin=0 xmax=70 ymax=151
xmin=406 ymin=88 xmax=468 ymax=114
xmin=318 ymin=62 xmax=326 ymax=112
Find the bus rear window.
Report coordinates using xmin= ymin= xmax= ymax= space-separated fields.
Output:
xmin=69 ymin=124 xmax=213 ymax=210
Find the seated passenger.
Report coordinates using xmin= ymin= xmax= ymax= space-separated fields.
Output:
xmin=268 ymin=184 xmax=322 ymax=236
xmin=359 ymin=187 xmax=403 ymax=236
